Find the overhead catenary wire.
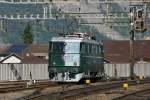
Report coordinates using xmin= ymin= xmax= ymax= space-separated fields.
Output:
xmin=1 ymin=0 xmax=150 ymax=4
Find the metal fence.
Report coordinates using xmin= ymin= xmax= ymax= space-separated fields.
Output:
xmin=104 ymin=63 xmax=130 ymax=78
xmin=104 ymin=63 xmax=150 ymax=78
xmin=0 ymin=64 xmax=49 ymax=81
xmin=0 ymin=63 xmax=150 ymax=81
xmin=134 ymin=63 xmax=150 ymax=77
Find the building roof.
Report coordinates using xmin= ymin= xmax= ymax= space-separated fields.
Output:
xmin=0 ymin=54 xmax=10 ymax=57
xmin=0 ymin=44 xmax=11 ymax=53
xmin=24 ymin=44 xmax=48 ymax=54
xmin=6 ymin=44 xmax=28 ymax=54
xmin=0 ymin=53 xmax=22 ymax=63
xmin=103 ymin=40 xmax=150 ymax=63
xmin=0 ymin=41 xmax=149 ymax=64
xmin=22 ymin=55 xmax=48 ymax=64
xmin=0 ymin=44 xmax=48 ymax=64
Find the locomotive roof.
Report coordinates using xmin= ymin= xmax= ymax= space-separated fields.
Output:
xmin=51 ymin=37 xmax=101 ymax=44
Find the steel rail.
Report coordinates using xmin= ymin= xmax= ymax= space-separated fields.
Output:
xmin=113 ymin=87 xmax=150 ymax=100
xmin=26 ymin=79 xmax=150 ymax=100
xmin=0 ymin=80 xmax=57 ymax=93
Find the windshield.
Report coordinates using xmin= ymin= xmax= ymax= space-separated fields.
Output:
xmin=51 ymin=42 xmax=64 ymax=52
xmin=64 ymin=42 xmax=80 ymax=53
xmin=51 ymin=42 xmax=80 ymax=53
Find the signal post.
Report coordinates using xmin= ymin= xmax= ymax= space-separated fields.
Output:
xmin=129 ymin=2 xmax=147 ymax=79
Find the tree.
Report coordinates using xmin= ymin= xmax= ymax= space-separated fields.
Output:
xmin=22 ymin=22 xmax=33 ymax=44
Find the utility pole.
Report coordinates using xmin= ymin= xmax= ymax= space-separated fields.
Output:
xmin=129 ymin=2 xmax=135 ymax=79
xmin=129 ymin=29 xmax=134 ymax=79
xmin=129 ymin=1 xmax=147 ymax=79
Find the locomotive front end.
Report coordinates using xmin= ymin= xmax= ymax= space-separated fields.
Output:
xmin=48 ymin=37 xmax=82 ymax=82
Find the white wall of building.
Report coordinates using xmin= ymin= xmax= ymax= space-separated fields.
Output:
xmin=2 ymin=56 xmax=21 ymax=63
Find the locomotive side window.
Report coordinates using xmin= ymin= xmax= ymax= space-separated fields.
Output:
xmin=80 ymin=43 xmax=88 ymax=54
xmin=80 ymin=43 xmax=99 ymax=54
xmin=99 ymin=45 xmax=103 ymax=55
xmin=89 ymin=44 xmax=92 ymax=54
xmin=80 ymin=43 xmax=101 ymax=55
xmin=49 ymin=42 xmax=52 ymax=52
xmin=85 ymin=43 xmax=89 ymax=54
xmin=80 ymin=43 xmax=84 ymax=53
xmin=96 ymin=45 xmax=99 ymax=54
xmin=100 ymin=45 xmax=103 ymax=54
xmin=93 ymin=44 xmax=96 ymax=54
xmin=91 ymin=44 xmax=93 ymax=54
xmin=96 ymin=45 xmax=101 ymax=55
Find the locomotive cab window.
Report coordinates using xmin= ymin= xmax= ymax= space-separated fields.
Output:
xmin=96 ymin=45 xmax=99 ymax=54
xmin=51 ymin=42 xmax=64 ymax=53
xmin=64 ymin=42 xmax=80 ymax=53
xmin=50 ymin=42 xmax=80 ymax=53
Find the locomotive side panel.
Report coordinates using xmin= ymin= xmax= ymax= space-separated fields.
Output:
xmin=80 ymin=42 xmax=104 ymax=77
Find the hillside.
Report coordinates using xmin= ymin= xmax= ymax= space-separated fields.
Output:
xmin=0 ymin=0 xmax=148 ymax=43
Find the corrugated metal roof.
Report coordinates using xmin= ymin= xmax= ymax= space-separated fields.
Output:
xmin=24 ymin=44 xmax=48 ymax=53
xmin=22 ymin=55 xmax=48 ymax=64
xmin=103 ymin=40 xmax=150 ymax=63
xmin=6 ymin=44 xmax=28 ymax=54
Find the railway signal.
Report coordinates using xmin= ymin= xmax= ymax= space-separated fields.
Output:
xmin=129 ymin=2 xmax=148 ymax=79
xmin=129 ymin=4 xmax=147 ymax=33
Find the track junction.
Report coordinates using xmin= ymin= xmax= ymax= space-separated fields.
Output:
xmin=10 ymin=78 xmax=150 ymax=100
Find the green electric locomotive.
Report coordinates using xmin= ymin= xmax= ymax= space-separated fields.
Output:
xmin=48 ymin=33 xmax=104 ymax=82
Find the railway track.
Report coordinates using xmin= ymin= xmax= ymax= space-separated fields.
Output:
xmin=113 ymin=86 xmax=150 ymax=100
xmin=0 ymin=80 xmax=58 ymax=93
xmin=24 ymin=79 xmax=150 ymax=100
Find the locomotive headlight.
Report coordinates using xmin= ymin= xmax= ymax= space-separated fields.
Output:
xmin=53 ymin=62 xmax=56 ymax=65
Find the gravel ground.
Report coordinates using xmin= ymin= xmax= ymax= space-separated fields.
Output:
xmin=75 ymin=83 xmax=150 ymax=100
xmin=0 ymin=81 xmax=143 ymax=100
xmin=0 ymin=89 xmax=36 ymax=100
xmin=0 ymin=81 xmax=117 ymax=99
